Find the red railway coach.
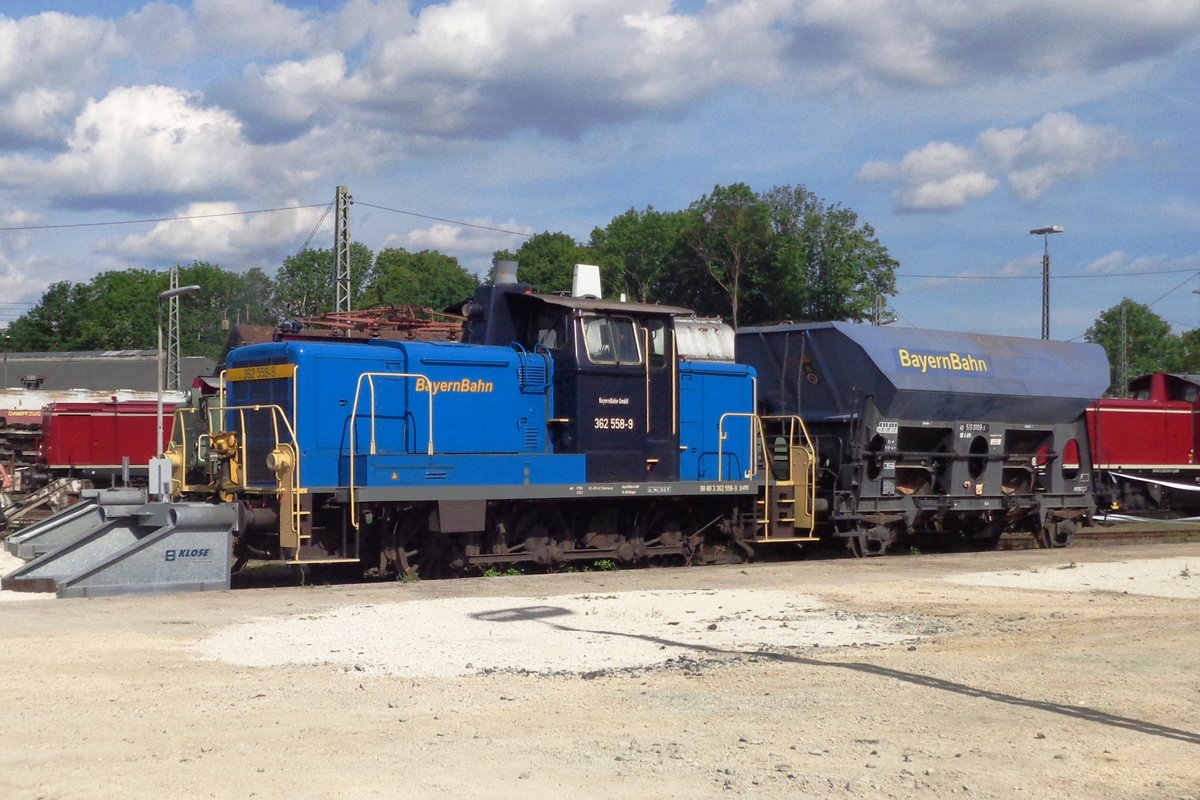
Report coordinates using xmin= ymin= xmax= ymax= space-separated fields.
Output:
xmin=1088 ymin=372 xmax=1200 ymax=512
xmin=38 ymin=400 xmax=178 ymax=486
xmin=0 ymin=388 xmax=184 ymax=494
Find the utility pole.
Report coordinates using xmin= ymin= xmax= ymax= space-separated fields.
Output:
xmin=165 ymin=267 xmax=182 ymax=391
xmin=1030 ymin=226 xmax=1063 ymax=340
xmin=1118 ymin=303 xmax=1129 ymax=398
xmin=334 ymin=185 xmax=352 ymax=313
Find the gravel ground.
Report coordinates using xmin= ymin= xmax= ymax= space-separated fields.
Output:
xmin=0 ymin=542 xmax=1197 ymax=799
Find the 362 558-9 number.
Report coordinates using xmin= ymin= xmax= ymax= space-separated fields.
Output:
xmin=594 ymin=416 xmax=635 ymax=431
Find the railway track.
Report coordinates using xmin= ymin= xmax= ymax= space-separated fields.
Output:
xmin=996 ymin=520 xmax=1200 ymax=551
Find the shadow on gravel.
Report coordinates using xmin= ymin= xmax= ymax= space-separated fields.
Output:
xmin=474 ymin=604 xmax=1200 ymax=747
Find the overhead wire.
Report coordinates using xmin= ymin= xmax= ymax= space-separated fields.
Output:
xmin=351 ymin=201 xmax=533 ymax=238
xmin=0 ymin=203 xmax=331 ymax=233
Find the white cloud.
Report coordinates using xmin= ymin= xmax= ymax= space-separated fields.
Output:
xmin=784 ymin=0 xmax=1200 ymax=91
xmin=0 ymin=85 xmax=304 ymax=205
xmin=100 ymin=201 xmax=328 ymax=265
xmin=192 ymin=0 xmax=316 ymax=56
xmin=979 ymin=112 xmax=1130 ymax=201
xmin=1083 ymin=250 xmax=1200 ymax=275
xmin=859 ymin=112 xmax=1130 ymax=211
xmin=0 ymin=12 xmax=121 ymax=146
xmin=227 ymin=0 xmax=793 ymax=140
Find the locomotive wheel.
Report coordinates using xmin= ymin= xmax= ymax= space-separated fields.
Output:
xmin=581 ymin=507 xmax=622 ymax=552
xmin=509 ymin=505 xmax=569 ymax=566
xmin=383 ymin=509 xmax=462 ymax=580
xmin=638 ymin=501 xmax=693 ymax=565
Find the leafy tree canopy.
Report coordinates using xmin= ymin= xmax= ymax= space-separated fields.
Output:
xmin=494 ymin=232 xmax=605 ymax=294
xmin=589 ymin=182 xmax=898 ymax=326
xmin=1085 ymin=299 xmax=1189 ymax=393
xmin=5 ymin=181 xmax=902 ymax=355
xmin=273 ymin=243 xmax=374 ymax=319
xmin=367 ymin=248 xmax=479 ymax=310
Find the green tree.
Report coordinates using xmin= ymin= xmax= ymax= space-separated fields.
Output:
xmin=587 ymin=183 xmax=899 ymax=326
xmin=588 ymin=207 xmax=691 ymax=303
xmin=762 ymin=185 xmax=898 ymax=323
xmin=367 ymin=248 xmax=480 ymax=310
xmin=6 ymin=281 xmax=82 ymax=351
xmin=273 ymin=243 xmax=374 ymax=319
xmin=1086 ymin=299 xmax=1186 ymax=393
xmin=1178 ymin=328 xmax=1200 ymax=372
xmin=494 ymin=232 xmax=601 ymax=294
xmin=5 ymin=264 xmax=280 ymax=357
xmin=172 ymin=262 xmax=278 ymax=359
xmin=681 ymin=183 xmax=772 ymax=328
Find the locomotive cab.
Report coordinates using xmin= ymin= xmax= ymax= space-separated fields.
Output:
xmin=512 ymin=294 xmax=684 ymax=482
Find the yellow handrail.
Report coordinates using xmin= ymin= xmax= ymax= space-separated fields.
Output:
xmin=348 ymin=371 xmax=435 ymax=529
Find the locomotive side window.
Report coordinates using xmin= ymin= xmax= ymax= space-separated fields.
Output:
xmin=583 ymin=315 xmax=642 ymax=365
xmin=644 ymin=319 xmax=668 ymax=368
xmin=531 ymin=309 xmax=566 ymax=351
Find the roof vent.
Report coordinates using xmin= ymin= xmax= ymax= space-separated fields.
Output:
xmin=493 ymin=259 xmax=519 ymax=285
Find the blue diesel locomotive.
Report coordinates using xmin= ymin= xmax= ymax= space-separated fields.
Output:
xmin=175 ymin=268 xmax=802 ymax=577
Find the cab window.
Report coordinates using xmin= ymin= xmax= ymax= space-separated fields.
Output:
xmin=644 ymin=319 xmax=668 ymax=368
xmin=582 ymin=315 xmax=641 ymax=365
xmin=530 ymin=309 xmax=566 ymax=351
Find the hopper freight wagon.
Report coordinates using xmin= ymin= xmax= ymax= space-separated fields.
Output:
xmin=1088 ymin=372 xmax=1200 ymax=512
xmin=737 ymin=322 xmax=1110 ymax=554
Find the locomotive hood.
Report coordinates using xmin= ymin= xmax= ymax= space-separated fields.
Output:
xmin=737 ymin=321 xmax=1111 ymax=424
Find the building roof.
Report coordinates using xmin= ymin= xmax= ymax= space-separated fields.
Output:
xmin=2 ymin=350 xmax=215 ymax=392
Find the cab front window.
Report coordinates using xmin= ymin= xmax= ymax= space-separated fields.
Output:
xmin=582 ymin=315 xmax=642 ymax=365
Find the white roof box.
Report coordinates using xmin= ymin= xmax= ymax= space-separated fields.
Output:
xmin=572 ymin=264 xmax=602 ymax=299
xmin=675 ymin=317 xmax=735 ymax=361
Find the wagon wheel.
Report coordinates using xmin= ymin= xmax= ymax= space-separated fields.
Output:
xmin=1036 ymin=519 xmax=1075 ymax=549
xmin=509 ymin=505 xmax=569 ymax=566
xmin=847 ymin=531 xmax=869 ymax=558
xmin=846 ymin=524 xmax=896 ymax=557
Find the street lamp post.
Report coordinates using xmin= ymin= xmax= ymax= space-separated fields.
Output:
xmin=156 ymin=285 xmax=201 ymax=460
xmin=1030 ymin=226 xmax=1063 ymax=340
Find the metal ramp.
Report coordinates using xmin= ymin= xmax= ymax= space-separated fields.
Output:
xmin=5 ymin=487 xmax=147 ymax=560
xmin=1 ymin=502 xmax=236 ymax=598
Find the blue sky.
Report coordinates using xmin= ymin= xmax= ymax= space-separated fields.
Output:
xmin=1 ymin=0 xmax=1198 ymax=341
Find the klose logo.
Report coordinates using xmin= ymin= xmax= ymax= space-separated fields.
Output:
xmin=165 ymin=548 xmax=212 ymax=562
xmin=896 ymin=348 xmax=989 ymax=374
xmin=414 ymin=376 xmax=494 ymax=395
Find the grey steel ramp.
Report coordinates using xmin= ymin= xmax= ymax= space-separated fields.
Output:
xmin=5 ymin=488 xmax=148 ymax=560
xmin=55 ymin=504 xmax=235 ymax=599
xmin=2 ymin=503 xmax=236 ymax=598
xmin=2 ymin=513 xmax=146 ymax=593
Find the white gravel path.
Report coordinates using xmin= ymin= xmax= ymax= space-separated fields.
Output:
xmin=193 ymin=589 xmax=924 ymax=677
xmin=945 ymin=556 xmax=1200 ymax=599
